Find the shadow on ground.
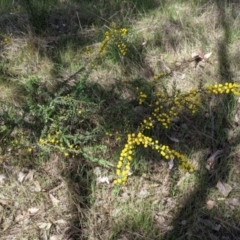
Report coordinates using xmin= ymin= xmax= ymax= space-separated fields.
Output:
xmin=163 ymin=1 xmax=240 ymax=239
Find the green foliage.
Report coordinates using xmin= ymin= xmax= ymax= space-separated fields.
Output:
xmin=82 ymin=145 xmax=114 ymax=167
xmin=22 ymin=0 xmax=57 ymax=34
xmin=114 ymin=82 xmax=240 ymax=184
xmin=23 ymin=0 xmax=46 ymax=34
xmin=0 ymin=71 xmax=108 ymax=165
xmin=0 ymin=0 xmax=15 ymax=13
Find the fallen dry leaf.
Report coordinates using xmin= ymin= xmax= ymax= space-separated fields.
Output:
xmin=216 ymin=181 xmax=232 ymax=197
xmin=2 ymin=215 xmax=14 ymax=232
xmin=28 ymin=207 xmax=39 ymax=215
xmin=137 ymin=189 xmax=150 ymax=198
xmin=96 ymin=176 xmax=110 ymax=184
xmin=206 ymin=149 xmax=223 ymax=172
xmin=142 ymin=38 xmax=147 ymax=46
xmin=0 ymin=174 xmax=6 ymax=184
xmin=18 ymin=171 xmax=26 ymax=183
xmin=37 ymin=222 xmax=52 ymax=230
xmin=15 ymin=213 xmax=25 ymax=223
xmin=180 ymin=73 xmax=186 ymax=80
xmin=49 ymin=193 xmax=60 ymax=206
xmin=228 ymin=197 xmax=240 ymax=206
xmin=15 ymin=210 xmax=29 ymax=224
xmin=25 ymin=169 xmax=35 ymax=181
xmin=54 ymin=219 xmax=67 ymax=226
xmin=168 ymin=136 xmax=179 ymax=143
xmin=204 ymin=52 xmax=212 ymax=59
xmin=120 ymin=191 xmax=130 ymax=201
xmin=226 ymin=198 xmax=240 ymax=210
xmin=93 ymin=167 xmax=102 ymax=176
xmin=50 ymin=235 xmax=63 ymax=240
xmin=154 ymin=214 xmax=165 ymax=224
xmin=49 ymin=182 xmax=64 ymax=193
xmin=168 ymin=158 xmax=174 ymax=170
xmin=206 ymin=200 xmax=215 ymax=210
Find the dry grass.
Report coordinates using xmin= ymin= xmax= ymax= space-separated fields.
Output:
xmin=1 ymin=0 xmax=240 ymax=239
xmin=0 ymin=154 xmax=79 ymax=240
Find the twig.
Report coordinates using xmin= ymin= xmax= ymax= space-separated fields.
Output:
xmin=76 ymin=12 xmax=83 ymax=32
xmin=49 ymin=182 xmax=65 ymax=194
xmin=62 ymin=66 xmax=86 ymax=83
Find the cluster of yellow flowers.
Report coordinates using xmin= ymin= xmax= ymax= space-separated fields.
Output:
xmin=153 ymin=72 xmax=166 ymax=80
xmin=136 ymin=88 xmax=147 ymax=104
xmin=106 ymin=130 xmax=122 ymax=141
xmin=105 ymin=131 xmax=113 ymax=137
xmin=137 ymin=87 xmax=202 ymax=129
xmin=0 ymin=36 xmax=12 ymax=45
xmin=205 ymin=82 xmax=240 ymax=95
xmin=114 ymin=132 xmax=194 ymax=184
xmin=2 ymin=130 xmax=33 ymax=157
xmin=120 ymin=28 xmax=128 ymax=36
xmin=117 ymin=42 xmax=127 ymax=56
xmin=85 ymin=45 xmax=92 ymax=56
xmin=98 ymin=27 xmax=128 ymax=57
xmin=114 ymin=82 xmax=240 ymax=185
xmin=38 ymin=131 xmax=79 ymax=157
xmin=141 ymin=117 xmax=154 ymax=130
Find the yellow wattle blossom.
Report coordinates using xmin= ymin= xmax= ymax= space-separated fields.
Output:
xmin=115 ymin=81 xmax=240 ymax=185
xmin=114 ymin=130 xmax=194 ymax=185
xmin=27 ymin=147 xmax=32 ymax=152
xmin=99 ymin=27 xmax=129 ymax=58
xmin=3 ymin=37 xmax=11 ymax=45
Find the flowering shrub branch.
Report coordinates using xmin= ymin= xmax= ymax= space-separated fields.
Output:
xmin=114 ymin=82 xmax=240 ymax=184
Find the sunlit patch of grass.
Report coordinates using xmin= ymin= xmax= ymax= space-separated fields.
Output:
xmin=84 ymin=169 xmax=170 ymax=239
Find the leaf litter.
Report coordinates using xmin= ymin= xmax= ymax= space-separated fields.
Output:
xmin=0 ymin=157 xmax=78 ymax=240
xmin=216 ymin=181 xmax=232 ymax=197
